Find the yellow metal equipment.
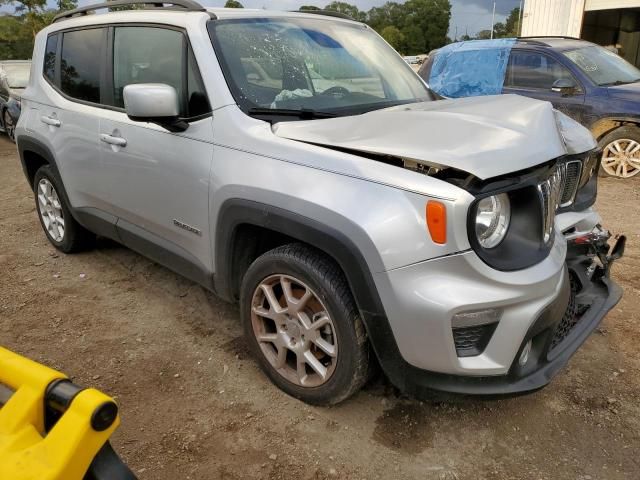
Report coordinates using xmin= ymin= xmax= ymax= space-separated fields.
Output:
xmin=0 ymin=346 xmax=131 ymax=480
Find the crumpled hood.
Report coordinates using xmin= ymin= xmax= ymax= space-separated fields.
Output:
xmin=273 ymin=94 xmax=596 ymax=180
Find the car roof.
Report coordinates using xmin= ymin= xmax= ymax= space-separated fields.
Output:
xmin=517 ymin=37 xmax=595 ymax=51
xmin=435 ymin=37 xmax=596 ymax=54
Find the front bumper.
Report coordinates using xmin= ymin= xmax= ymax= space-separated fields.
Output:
xmin=368 ymin=232 xmax=624 ymax=397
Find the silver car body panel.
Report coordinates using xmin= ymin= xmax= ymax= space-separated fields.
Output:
xmin=15 ymin=8 xmax=605 ymax=378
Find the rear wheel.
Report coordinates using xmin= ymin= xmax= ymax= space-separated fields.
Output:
xmin=3 ymin=110 xmax=15 ymax=142
xmin=240 ymin=244 xmax=370 ymax=405
xmin=34 ymin=165 xmax=95 ymax=253
xmin=599 ymin=126 xmax=640 ymax=178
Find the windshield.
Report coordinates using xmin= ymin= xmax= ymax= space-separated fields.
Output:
xmin=208 ymin=18 xmax=431 ymax=116
xmin=2 ymin=63 xmax=30 ymax=89
xmin=563 ymin=46 xmax=640 ymax=86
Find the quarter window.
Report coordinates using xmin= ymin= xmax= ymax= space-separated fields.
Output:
xmin=60 ymin=28 xmax=104 ymax=103
xmin=44 ymin=34 xmax=58 ymax=84
xmin=112 ymin=26 xmax=210 ymax=118
xmin=506 ymin=51 xmax=576 ymax=90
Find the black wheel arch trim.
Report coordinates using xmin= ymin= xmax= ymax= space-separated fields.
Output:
xmin=16 ymin=135 xmax=62 ymax=190
xmin=213 ymin=198 xmax=419 ymax=385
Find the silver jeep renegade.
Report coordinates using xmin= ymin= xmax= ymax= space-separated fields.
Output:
xmin=15 ymin=1 xmax=625 ymax=405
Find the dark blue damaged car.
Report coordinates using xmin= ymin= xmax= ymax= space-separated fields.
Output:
xmin=418 ymin=37 xmax=640 ymax=179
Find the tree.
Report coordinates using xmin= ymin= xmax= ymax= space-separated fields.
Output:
xmin=381 ymin=25 xmax=404 ymax=51
xmin=324 ymin=1 xmax=366 ymax=22
xmin=224 ymin=0 xmax=243 ymax=7
xmin=299 ymin=5 xmax=321 ymax=10
xmin=0 ymin=0 xmax=77 ymax=58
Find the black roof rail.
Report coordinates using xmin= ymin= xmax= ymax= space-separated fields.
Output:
xmin=518 ymin=35 xmax=582 ymax=41
xmin=53 ymin=0 xmax=210 ymax=23
xmin=295 ymin=9 xmax=356 ymax=21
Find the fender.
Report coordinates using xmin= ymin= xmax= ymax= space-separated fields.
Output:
xmin=589 ymin=115 xmax=640 ymax=140
xmin=213 ymin=198 xmax=422 ymax=389
xmin=16 ymin=135 xmax=61 ymax=190
xmin=214 ymin=199 xmax=385 ymax=315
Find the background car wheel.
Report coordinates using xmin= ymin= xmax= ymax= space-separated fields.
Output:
xmin=240 ymin=243 xmax=370 ymax=405
xmin=33 ymin=165 xmax=95 ymax=253
xmin=599 ymin=126 xmax=640 ymax=178
xmin=3 ymin=110 xmax=15 ymax=142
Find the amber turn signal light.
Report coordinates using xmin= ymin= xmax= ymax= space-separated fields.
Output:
xmin=426 ymin=201 xmax=446 ymax=244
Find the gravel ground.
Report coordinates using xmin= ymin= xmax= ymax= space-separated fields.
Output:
xmin=1 ymin=136 xmax=639 ymax=480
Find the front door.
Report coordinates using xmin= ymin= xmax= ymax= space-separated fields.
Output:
xmin=99 ymin=25 xmax=214 ymax=280
xmin=503 ymin=49 xmax=589 ymax=124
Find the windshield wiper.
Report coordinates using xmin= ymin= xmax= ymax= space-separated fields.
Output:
xmin=247 ymin=107 xmax=337 ymax=120
xmin=602 ymin=78 xmax=640 ymax=86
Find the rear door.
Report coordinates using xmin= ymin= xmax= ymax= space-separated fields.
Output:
xmin=29 ymin=28 xmax=106 ymax=211
xmin=98 ymin=25 xmax=214 ymax=279
xmin=503 ymin=49 xmax=588 ymax=123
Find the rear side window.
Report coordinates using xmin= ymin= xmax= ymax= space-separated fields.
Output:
xmin=44 ymin=34 xmax=58 ymax=84
xmin=60 ymin=28 xmax=104 ymax=103
xmin=112 ymin=26 xmax=210 ymax=118
xmin=506 ymin=51 xmax=575 ymax=90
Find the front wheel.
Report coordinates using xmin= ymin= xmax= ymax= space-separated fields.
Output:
xmin=240 ymin=244 xmax=370 ymax=405
xmin=599 ymin=126 xmax=640 ymax=178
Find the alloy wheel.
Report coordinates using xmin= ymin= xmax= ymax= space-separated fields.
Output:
xmin=602 ymin=139 xmax=640 ymax=178
xmin=37 ymin=178 xmax=65 ymax=242
xmin=250 ymin=274 xmax=338 ymax=387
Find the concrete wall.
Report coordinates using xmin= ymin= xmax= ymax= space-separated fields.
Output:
xmin=521 ymin=0 xmax=586 ymax=37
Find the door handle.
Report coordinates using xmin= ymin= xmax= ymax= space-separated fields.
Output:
xmin=100 ymin=133 xmax=127 ymax=147
xmin=41 ymin=115 xmax=61 ymax=127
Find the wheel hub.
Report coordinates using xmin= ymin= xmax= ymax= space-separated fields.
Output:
xmin=37 ymin=178 xmax=65 ymax=243
xmin=602 ymin=138 xmax=640 ymax=178
xmin=250 ymin=274 xmax=338 ymax=387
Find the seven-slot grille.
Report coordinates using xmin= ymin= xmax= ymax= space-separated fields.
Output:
xmin=559 ymin=160 xmax=583 ymax=207
xmin=537 ymin=158 xmax=584 ymax=244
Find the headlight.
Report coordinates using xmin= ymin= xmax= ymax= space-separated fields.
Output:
xmin=475 ymin=193 xmax=511 ymax=249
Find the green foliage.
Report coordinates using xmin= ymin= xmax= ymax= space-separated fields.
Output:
xmin=0 ymin=0 xmax=75 ymax=59
xmin=380 ymin=25 xmax=404 ymax=50
xmin=299 ymin=5 xmax=321 ymax=10
xmin=224 ymin=0 xmax=244 ymax=8
xmin=324 ymin=1 xmax=366 ymax=22
xmin=472 ymin=7 xmax=521 ymax=40
xmin=365 ymin=0 xmax=451 ymax=55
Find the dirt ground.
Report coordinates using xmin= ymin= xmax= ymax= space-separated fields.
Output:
xmin=1 ymin=135 xmax=639 ymax=480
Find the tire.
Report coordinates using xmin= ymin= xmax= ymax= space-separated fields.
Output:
xmin=240 ymin=243 xmax=370 ymax=405
xmin=33 ymin=165 xmax=95 ymax=253
xmin=3 ymin=109 xmax=15 ymax=143
xmin=598 ymin=125 xmax=640 ymax=178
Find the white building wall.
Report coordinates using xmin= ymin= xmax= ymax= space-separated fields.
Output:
xmin=585 ymin=0 xmax=640 ymax=10
xmin=521 ymin=0 xmax=586 ymax=37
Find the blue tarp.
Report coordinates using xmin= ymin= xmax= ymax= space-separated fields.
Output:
xmin=428 ymin=39 xmax=516 ymax=98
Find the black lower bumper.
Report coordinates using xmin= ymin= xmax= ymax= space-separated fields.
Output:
xmin=371 ymin=233 xmax=625 ymax=399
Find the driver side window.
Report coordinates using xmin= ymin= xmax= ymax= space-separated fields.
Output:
xmin=506 ymin=51 xmax=576 ymax=90
xmin=111 ymin=26 xmax=210 ymax=118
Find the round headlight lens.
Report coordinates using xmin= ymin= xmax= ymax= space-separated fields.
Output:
xmin=475 ymin=193 xmax=511 ymax=249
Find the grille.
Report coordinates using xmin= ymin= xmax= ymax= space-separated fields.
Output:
xmin=549 ymin=274 xmax=587 ymax=352
xmin=559 ymin=160 xmax=582 ymax=207
xmin=452 ymin=322 xmax=498 ymax=357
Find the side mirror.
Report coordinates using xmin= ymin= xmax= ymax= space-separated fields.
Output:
xmin=123 ymin=83 xmax=188 ymax=132
xmin=551 ymin=78 xmax=578 ymax=96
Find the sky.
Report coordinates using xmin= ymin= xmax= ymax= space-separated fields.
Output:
xmin=2 ymin=0 xmax=523 ymax=37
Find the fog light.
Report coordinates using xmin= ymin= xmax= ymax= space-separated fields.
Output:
xmin=519 ymin=339 xmax=532 ymax=366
